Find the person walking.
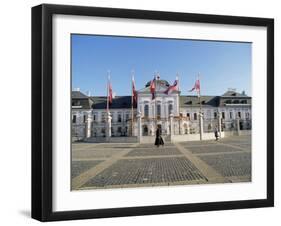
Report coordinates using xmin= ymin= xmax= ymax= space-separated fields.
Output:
xmin=214 ymin=126 xmax=219 ymax=141
xmin=155 ymin=125 xmax=164 ymax=147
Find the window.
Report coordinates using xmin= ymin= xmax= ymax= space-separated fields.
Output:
xmin=214 ymin=112 xmax=217 ymax=119
xmin=206 ymin=110 xmax=211 ymax=119
xmin=222 ymin=112 xmax=225 ymax=119
xmin=125 ymin=113 xmax=130 ymax=121
xmin=144 ymin=105 xmax=149 ymax=117
xmin=229 ymin=112 xmax=233 ymax=119
xmin=118 ymin=127 xmax=122 ymax=133
xmin=168 ymin=104 xmax=173 ymax=115
xmin=246 ymin=112 xmax=250 ymax=119
xmin=194 ymin=113 xmax=197 ymax=120
xmin=83 ymin=115 xmax=86 ymax=123
xmin=157 ymin=104 xmax=161 ymax=117
xmin=72 ymin=115 xmax=76 ymax=123
xmin=118 ymin=113 xmax=122 ymax=122
xmin=238 ymin=112 xmax=241 ymax=118
xmin=93 ymin=114 xmax=96 ymax=121
xmin=101 ymin=113 xmax=106 ymax=122
xmin=186 ymin=113 xmax=190 ymax=119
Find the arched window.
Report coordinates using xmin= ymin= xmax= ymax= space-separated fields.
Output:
xmin=117 ymin=112 xmax=122 ymax=122
xmin=194 ymin=113 xmax=197 ymax=120
xmin=144 ymin=105 xmax=149 ymax=117
xmin=168 ymin=103 xmax=173 ymax=115
xmin=214 ymin=112 xmax=217 ymax=119
xmin=238 ymin=112 xmax=241 ymax=118
xmin=72 ymin=115 xmax=76 ymax=123
xmin=157 ymin=104 xmax=161 ymax=117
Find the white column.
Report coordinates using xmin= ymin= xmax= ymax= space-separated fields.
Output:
xmin=199 ymin=112 xmax=204 ymax=141
xmin=169 ymin=114 xmax=174 ymax=142
xmin=150 ymin=123 xmax=155 ymax=136
xmin=187 ymin=121 xmax=190 ymax=134
xmin=137 ymin=111 xmax=142 ymax=143
xmin=165 ymin=120 xmax=170 ymax=135
xmin=106 ymin=111 xmax=112 ymax=141
xmin=86 ymin=113 xmax=93 ymax=138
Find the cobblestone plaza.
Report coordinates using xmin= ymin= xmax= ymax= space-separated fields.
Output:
xmin=71 ymin=135 xmax=251 ymax=190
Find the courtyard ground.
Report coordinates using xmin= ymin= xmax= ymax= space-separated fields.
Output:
xmin=71 ymin=135 xmax=251 ymax=190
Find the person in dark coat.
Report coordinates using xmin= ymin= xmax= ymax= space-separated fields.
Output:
xmin=155 ymin=126 xmax=164 ymax=147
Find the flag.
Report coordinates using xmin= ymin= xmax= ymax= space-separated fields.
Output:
xmin=132 ymin=76 xmax=137 ymax=106
xmin=189 ymin=78 xmax=200 ymax=97
xmin=108 ymin=82 xmax=113 ymax=105
xmin=164 ymin=78 xmax=178 ymax=95
xmin=150 ymin=77 xmax=156 ymax=100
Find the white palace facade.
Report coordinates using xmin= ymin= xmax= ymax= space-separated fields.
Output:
xmin=72 ymin=78 xmax=251 ymax=142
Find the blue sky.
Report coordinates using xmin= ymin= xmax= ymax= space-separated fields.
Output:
xmin=71 ymin=34 xmax=251 ymax=96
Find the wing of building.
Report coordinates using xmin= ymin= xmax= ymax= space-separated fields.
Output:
xmin=72 ymin=79 xmax=251 ymax=142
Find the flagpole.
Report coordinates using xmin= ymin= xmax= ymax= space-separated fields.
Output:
xmin=131 ymin=70 xmax=134 ymax=136
xmin=106 ymin=72 xmax=109 ymax=113
xmin=198 ymin=73 xmax=201 ymax=114
xmin=177 ymin=73 xmax=180 ymax=93
xmin=198 ymin=73 xmax=203 ymax=140
xmin=154 ymin=72 xmax=157 ymax=132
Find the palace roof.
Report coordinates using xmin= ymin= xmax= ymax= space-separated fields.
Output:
xmin=72 ymin=90 xmax=251 ymax=110
xmin=90 ymin=96 xmax=135 ymax=109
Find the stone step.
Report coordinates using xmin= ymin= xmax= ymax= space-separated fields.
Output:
xmin=84 ymin=136 xmax=138 ymax=143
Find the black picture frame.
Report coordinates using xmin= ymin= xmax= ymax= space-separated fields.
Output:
xmin=32 ymin=4 xmax=274 ymax=222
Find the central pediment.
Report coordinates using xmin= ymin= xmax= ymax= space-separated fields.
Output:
xmin=138 ymin=79 xmax=179 ymax=94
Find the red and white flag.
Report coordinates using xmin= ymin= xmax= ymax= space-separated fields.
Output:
xmin=164 ymin=78 xmax=179 ymax=95
xmin=150 ymin=77 xmax=156 ymax=100
xmin=107 ymin=73 xmax=114 ymax=112
xmin=132 ymin=76 xmax=137 ymax=106
xmin=108 ymin=82 xmax=113 ymax=105
xmin=189 ymin=78 xmax=200 ymax=97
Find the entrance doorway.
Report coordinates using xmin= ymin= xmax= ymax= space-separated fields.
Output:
xmin=142 ymin=125 xmax=148 ymax=136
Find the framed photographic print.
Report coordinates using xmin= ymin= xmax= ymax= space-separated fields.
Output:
xmin=32 ymin=4 xmax=274 ymax=221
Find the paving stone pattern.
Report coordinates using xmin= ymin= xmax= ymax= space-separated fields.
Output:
xmin=71 ymin=160 xmax=104 ymax=179
xmin=198 ymin=153 xmax=251 ymax=177
xmin=186 ymin=145 xmax=240 ymax=154
xmin=71 ymin=135 xmax=252 ymax=190
xmin=83 ymin=157 xmax=206 ymax=187
xmin=126 ymin=147 xmax=181 ymax=157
